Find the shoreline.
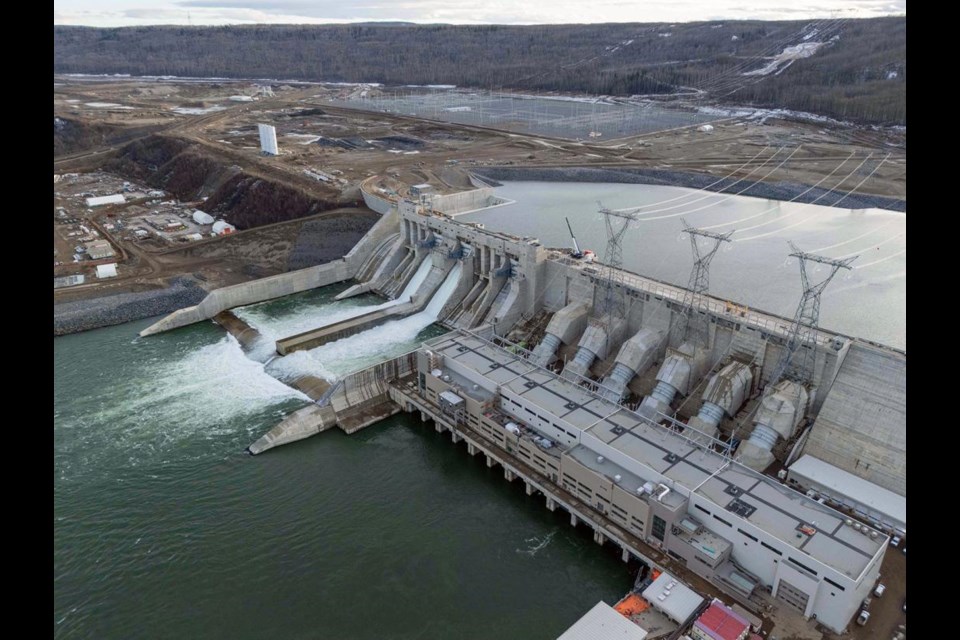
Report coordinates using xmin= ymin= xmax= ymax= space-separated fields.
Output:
xmin=54 ymin=277 xmax=208 ymax=336
xmin=473 ymin=166 xmax=906 ymax=212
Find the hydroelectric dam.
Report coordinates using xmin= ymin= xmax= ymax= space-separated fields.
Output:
xmin=140 ymin=178 xmax=906 ymax=636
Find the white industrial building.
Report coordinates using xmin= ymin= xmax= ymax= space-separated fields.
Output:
xmin=787 ymin=455 xmax=906 ymax=536
xmin=258 ymin=124 xmax=279 ymax=155
xmin=85 ymin=194 xmax=126 ymax=207
xmin=85 ymin=240 xmax=116 ymax=260
xmin=192 ymin=210 xmax=215 ymax=225
xmin=557 ymin=601 xmax=648 ymax=640
xmin=212 ymin=220 xmax=236 ymax=235
xmin=96 ymin=263 xmax=118 ymax=278
xmin=641 ymin=572 xmax=704 ymax=624
xmin=417 ymin=331 xmax=890 ymax=634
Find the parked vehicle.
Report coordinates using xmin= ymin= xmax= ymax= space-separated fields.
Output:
xmin=862 ymin=597 xmax=872 ymax=610
xmin=856 ymin=610 xmax=870 ymax=625
xmin=874 ymin=583 xmax=886 ymax=597
xmin=890 ymin=535 xmax=901 ymax=547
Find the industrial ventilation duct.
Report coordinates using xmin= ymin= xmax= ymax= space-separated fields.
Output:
xmin=685 ymin=361 xmax=753 ymax=445
xmin=600 ymin=328 xmax=666 ymax=402
xmin=531 ymin=302 xmax=589 ymax=367
xmin=638 ymin=342 xmax=709 ymax=422
xmin=562 ymin=320 xmax=617 ymax=380
xmin=736 ymin=380 xmax=809 ymax=471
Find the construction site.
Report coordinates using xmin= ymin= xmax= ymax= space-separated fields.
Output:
xmin=55 ymin=75 xmax=906 ymax=640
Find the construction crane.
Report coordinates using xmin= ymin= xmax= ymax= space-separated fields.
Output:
xmin=566 ymin=217 xmax=584 ymax=259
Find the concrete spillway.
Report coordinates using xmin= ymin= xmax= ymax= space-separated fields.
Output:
xmin=272 ymin=262 xmax=464 ymax=380
xmin=275 ymin=258 xmax=435 ymax=355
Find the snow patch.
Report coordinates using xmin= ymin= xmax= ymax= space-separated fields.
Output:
xmin=171 ymin=105 xmax=227 ymax=115
xmin=84 ymin=102 xmax=132 ymax=109
xmin=743 ymin=42 xmax=825 ymax=77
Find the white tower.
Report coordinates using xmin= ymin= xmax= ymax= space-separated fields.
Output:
xmin=258 ymin=124 xmax=279 ymax=156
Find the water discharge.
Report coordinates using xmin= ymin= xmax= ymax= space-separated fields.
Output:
xmin=235 ymin=257 xmax=433 ymax=353
xmin=55 ymin=322 xmax=310 ymax=482
xmin=268 ymin=263 xmax=463 ymax=382
xmin=55 ymin=317 xmax=629 ymax=640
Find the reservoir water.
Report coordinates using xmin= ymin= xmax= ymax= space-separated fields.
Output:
xmin=463 ymin=181 xmax=906 ymax=350
xmin=54 ymin=181 xmax=905 ymax=638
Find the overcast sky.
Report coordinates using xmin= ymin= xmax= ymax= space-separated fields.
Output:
xmin=54 ymin=1 xmax=906 ymax=27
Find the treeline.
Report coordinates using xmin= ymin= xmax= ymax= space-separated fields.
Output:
xmin=54 ymin=17 xmax=905 ymax=124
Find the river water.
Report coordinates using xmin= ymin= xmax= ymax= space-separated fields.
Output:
xmin=55 ymin=285 xmax=629 ymax=639
xmin=54 ymin=181 xmax=905 ymax=638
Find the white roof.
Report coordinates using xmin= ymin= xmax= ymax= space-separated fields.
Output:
xmin=642 ymin=572 xmax=705 ymax=624
xmin=557 ymin=601 xmax=648 ymax=640
xmin=96 ymin=263 xmax=118 ymax=278
xmin=212 ymin=220 xmax=236 ymax=233
xmin=192 ymin=210 xmax=215 ymax=225
xmin=788 ymin=454 xmax=906 ymax=530
xmin=439 ymin=390 xmax=465 ymax=406
xmin=85 ymin=194 xmax=126 ymax=207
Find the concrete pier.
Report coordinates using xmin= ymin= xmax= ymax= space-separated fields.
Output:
xmin=276 ymin=303 xmax=416 ymax=354
xmin=248 ymin=404 xmax=337 ymax=455
xmin=212 ymin=310 xmax=263 ymax=351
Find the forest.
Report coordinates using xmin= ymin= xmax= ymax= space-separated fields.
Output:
xmin=54 ymin=17 xmax=905 ymax=125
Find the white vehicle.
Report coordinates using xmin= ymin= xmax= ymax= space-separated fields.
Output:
xmin=856 ymin=610 xmax=870 ymax=626
xmin=874 ymin=583 xmax=886 ymax=597
xmin=890 ymin=535 xmax=901 ymax=547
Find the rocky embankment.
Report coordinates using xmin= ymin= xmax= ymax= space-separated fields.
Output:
xmin=54 ymin=277 xmax=207 ymax=336
xmin=286 ymin=215 xmax=379 ymax=271
xmin=474 ymin=166 xmax=905 ymax=212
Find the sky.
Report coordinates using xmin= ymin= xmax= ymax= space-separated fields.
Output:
xmin=54 ymin=0 xmax=906 ymax=27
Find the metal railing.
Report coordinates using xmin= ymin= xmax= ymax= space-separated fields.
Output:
xmin=568 ymin=261 xmax=836 ymax=348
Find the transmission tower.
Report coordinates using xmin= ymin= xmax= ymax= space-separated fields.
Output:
xmin=673 ymin=218 xmax=734 ymax=347
xmin=770 ymin=242 xmax=857 ymax=385
xmin=597 ymin=204 xmax=642 ymax=321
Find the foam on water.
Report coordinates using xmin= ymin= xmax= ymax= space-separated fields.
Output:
xmin=268 ymin=263 xmax=462 ymax=382
xmin=235 ymin=259 xmax=433 ymax=346
xmin=55 ymin=334 xmax=309 ymax=479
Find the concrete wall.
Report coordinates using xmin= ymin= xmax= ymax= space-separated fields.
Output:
xmin=360 ymin=178 xmax=394 ymax=215
xmin=141 ymin=209 xmax=401 ymax=337
xmin=140 ymin=259 xmax=353 ymax=336
xmin=428 ymin=187 xmax=507 ymax=216
xmin=800 ymin=341 xmax=906 ymax=496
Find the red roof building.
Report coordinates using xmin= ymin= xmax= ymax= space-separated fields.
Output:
xmin=690 ymin=599 xmax=750 ymax=640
